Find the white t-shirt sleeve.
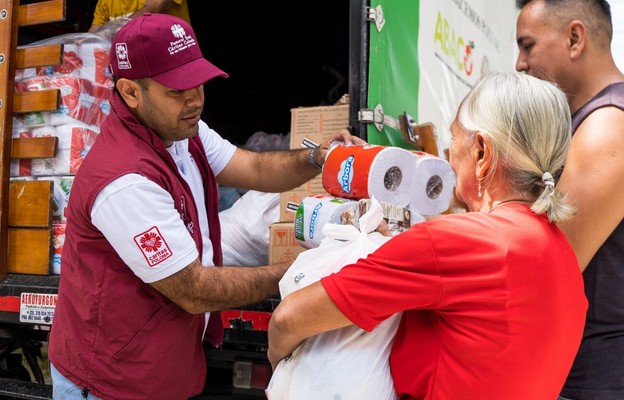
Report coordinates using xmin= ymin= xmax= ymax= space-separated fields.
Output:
xmin=198 ymin=120 xmax=236 ymax=175
xmin=91 ymin=174 xmax=199 ymax=283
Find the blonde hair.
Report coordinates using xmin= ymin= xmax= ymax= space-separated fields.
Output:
xmin=457 ymin=72 xmax=575 ymax=222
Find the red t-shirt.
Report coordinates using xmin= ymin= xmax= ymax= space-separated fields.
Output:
xmin=321 ymin=203 xmax=587 ymax=400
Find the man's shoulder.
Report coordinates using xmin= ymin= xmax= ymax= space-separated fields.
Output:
xmin=575 ymin=106 xmax=624 ymax=146
xmin=572 ymin=81 xmax=624 ymax=132
xmin=601 ymin=81 xmax=624 ymax=107
xmin=589 ymin=81 xmax=624 ymax=108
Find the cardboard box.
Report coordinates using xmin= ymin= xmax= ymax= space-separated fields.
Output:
xmin=279 ymin=103 xmax=350 ymax=222
xmin=289 ymin=103 xmax=349 ymax=150
xmin=279 ymin=177 xmax=326 ymax=222
xmin=268 ymin=222 xmax=305 ymax=264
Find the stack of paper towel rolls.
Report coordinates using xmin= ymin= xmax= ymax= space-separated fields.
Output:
xmin=322 ymin=144 xmax=416 ymax=207
xmin=322 ymin=144 xmax=456 ymax=216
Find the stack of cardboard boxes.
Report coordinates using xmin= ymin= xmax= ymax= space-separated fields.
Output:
xmin=267 ymin=100 xmax=350 ymax=265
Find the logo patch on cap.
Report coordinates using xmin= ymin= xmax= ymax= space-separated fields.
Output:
xmin=115 ymin=43 xmax=131 ymax=70
xmin=171 ymin=23 xmax=186 ymax=38
xmin=134 ymin=226 xmax=173 ymax=267
xmin=167 ymin=23 xmax=197 ymax=55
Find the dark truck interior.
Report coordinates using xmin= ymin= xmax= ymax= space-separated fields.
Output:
xmin=18 ymin=0 xmax=351 ymax=146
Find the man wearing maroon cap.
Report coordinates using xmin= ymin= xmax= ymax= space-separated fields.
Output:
xmin=47 ymin=13 xmax=364 ymax=399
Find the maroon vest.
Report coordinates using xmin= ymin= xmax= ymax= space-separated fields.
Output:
xmin=48 ymin=93 xmax=222 ymax=399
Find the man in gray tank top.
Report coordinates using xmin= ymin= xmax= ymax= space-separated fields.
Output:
xmin=515 ymin=1 xmax=624 ymax=399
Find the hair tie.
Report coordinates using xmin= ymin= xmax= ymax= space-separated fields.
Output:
xmin=542 ymin=172 xmax=555 ymax=188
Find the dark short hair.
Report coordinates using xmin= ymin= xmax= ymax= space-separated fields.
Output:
xmin=112 ymin=76 xmax=151 ymax=95
xmin=516 ymin=0 xmax=612 ymax=44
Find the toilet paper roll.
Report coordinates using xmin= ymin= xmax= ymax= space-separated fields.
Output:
xmin=31 ymin=126 xmax=55 ymax=136
xmin=48 ymin=76 xmax=95 ymax=126
xmin=10 ymin=159 xmax=32 ymax=177
xmin=322 ymin=144 xmax=416 ymax=207
xmin=31 ymin=125 xmax=64 ymax=148
xmin=31 ymin=149 xmax=71 ymax=176
xmin=89 ymin=85 xmax=112 ymax=127
xmin=45 ymin=43 xmax=83 ymax=76
xmin=22 ymin=111 xmax=52 ymax=128
xmin=78 ymin=43 xmax=113 ymax=87
xmin=36 ymin=44 xmax=82 ymax=77
xmin=22 ymin=77 xmax=47 ymax=91
xmin=409 ymin=152 xmax=456 ymax=216
xmin=34 ymin=123 xmax=94 ymax=152
xmin=37 ymin=175 xmax=74 ymax=223
xmin=60 ymin=44 xmax=82 ymax=76
xmin=49 ymin=106 xmax=76 ymax=127
xmin=15 ymin=67 xmax=36 ymax=81
xmin=50 ymin=124 xmax=99 ymax=174
xmin=12 ymin=126 xmax=30 ymax=139
xmin=12 ymin=116 xmax=25 ymax=133
xmin=294 ymin=195 xmax=358 ymax=249
xmin=36 ymin=176 xmax=66 ymax=222
xmin=45 ymin=121 xmax=73 ymax=150
xmin=77 ymin=42 xmax=98 ymax=82
xmin=48 ymin=76 xmax=81 ymax=125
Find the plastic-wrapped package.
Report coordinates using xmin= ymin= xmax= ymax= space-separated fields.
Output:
xmin=219 ymin=190 xmax=280 ymax=266
xmin=15 ymin=32 xmax=114 ymax=130
xmin=12 ymin=30 xmax=118 ymax=179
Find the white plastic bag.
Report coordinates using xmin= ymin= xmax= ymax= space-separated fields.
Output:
xmin=219 ymin=190 xmax=279 ymax=266
xmin=266 ymin=198 xmax=400 ymax=400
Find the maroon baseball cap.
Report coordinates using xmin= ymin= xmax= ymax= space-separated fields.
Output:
xmin=110 ymin=13 xmax=228 ymax=90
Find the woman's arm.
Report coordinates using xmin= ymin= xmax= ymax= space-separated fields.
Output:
xmin=267 ymin=281 xmax=353 ymax=369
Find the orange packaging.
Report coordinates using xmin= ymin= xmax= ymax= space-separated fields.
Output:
xmin=321 ymin=144 xmax=416 ymax=207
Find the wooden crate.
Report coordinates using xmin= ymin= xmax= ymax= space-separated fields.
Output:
xmin=0 ymin=0 xmax=66 ymax=277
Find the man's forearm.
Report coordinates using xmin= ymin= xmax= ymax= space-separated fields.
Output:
xmin=151 ymin=260 xmax=291 ymax=313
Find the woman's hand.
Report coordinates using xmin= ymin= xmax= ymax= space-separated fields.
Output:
xmin=376 ymin=219 xmax=393 ymax=237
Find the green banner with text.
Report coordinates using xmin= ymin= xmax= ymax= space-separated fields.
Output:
xmin=366 ymin=0 xmax=517 ymax=156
